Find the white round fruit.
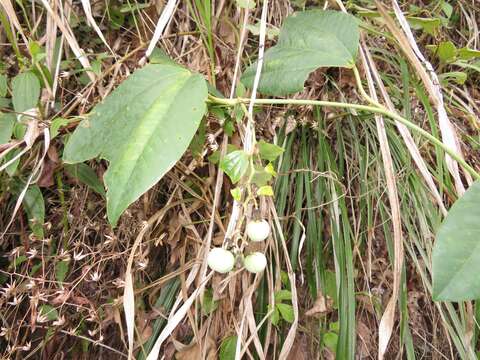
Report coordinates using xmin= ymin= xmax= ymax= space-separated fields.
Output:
xmin=246 ymin=220 xmax=270 ymax=242
xmin=244 ymin=252 xmax=267 ymax=273
xmin=207 ymin=248 xmax=235 ymax=274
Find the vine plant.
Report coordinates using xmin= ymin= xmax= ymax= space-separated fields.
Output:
xmin=50 ymin=10 xmax=480 ymax=299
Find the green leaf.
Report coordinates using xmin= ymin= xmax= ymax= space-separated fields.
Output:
xmin=235 ymin=0 xmax=255 ymax=9
xmin=0 ymin=74 xmax=7 ymax=97
xmin=63 ymin=64 xmax=208 ymax=225
xmin=457 ymin=47 xmax=480 ymax=61
xmin=257 ymin=140 xmax=284 ymax=162
xmin=276 ymin=303 xmax=294 ymax=323
xmin=251 ymin=164 xmax=273 ymax=187
xmin=39 ymin=304 xmax=58 ymax=321
xmin=219 ymin=336 xmax=237 ymax=360
xmin=4 ymin=148 xmax=21 ymax=176
xmin=50 ymin=117 xmax=73 ymax=139
xmin=433 ymin=181 xmax=480 ymax=300
xmin=274 ymin=289 xmax=292 ymax=302
xmin=454 ymin=60 xmax=480 ymax=74
xmin=407 ymin=17 xmax=441 ymax=36
xmin=324 ymin=270 xmax=338 ymax=308
xmin=230 ymin=187 xmax=242 ymax=201
xmin=246 ymin=23 xmax=280 ymax=40
xmin=202 ymin=288 xmax=218 ymax=315
xmin=323 ymin=332 xmax=338 ymax=352
xmin=149 ymin=47 xmax=177 ymax=66
xmin=12 ymin=71 xmax=41 ymax=113
xmin=438 ymin=71 xmax=467 ymax=85
xmin=269 ymin=304 xmax=280 ymax=326
xmin=0 ymin=113 xmax=15 ymax=144
xmin=23 ymin=185 xmax=45 ymax=238
xmin=55 ymin=260 xmax=70 ymax=283
xmin=189 ymin=118 xmax=205 ymax=157
xmin=264 ymin=163 xmax=277 ymax=177
xmin=441 ymin=2 xmax=453 ymax=19
xmin=257 ymin=185 xmax=274 ymax=196
xmin=329 ymin=321 xmax=340 ymax=332
xmin=12 ymin=255 xmax=27 ymax=268
xmin=64 ymin=163 xmax=106 ymax=197
xmin=241 ymin=10 xmax=359 ymax=95
xmin=436 ymin=41 xmax=457 ymax=63
xmin=219 ymin=150 xmax=250 ymax=184
xmin=208 ymin=144 xmax=239 ymax=164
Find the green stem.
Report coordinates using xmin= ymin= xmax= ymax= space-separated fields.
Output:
xmin=208 ymin=95 xmax=480 ymax=181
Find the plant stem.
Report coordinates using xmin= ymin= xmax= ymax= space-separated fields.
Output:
xmin=208 ymin=95 xmax=480 ymax=181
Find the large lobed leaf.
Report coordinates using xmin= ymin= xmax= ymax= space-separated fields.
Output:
xmin=432 ymin=180 xmax=480 ymax=301
xmin=241 ymin=10 xmax=359 ymax=96
xmin=63 ymin=64 xmax=208 ymax=225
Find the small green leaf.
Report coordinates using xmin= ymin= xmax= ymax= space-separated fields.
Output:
xmin=241 ymin=10 xmax=359 ymax=95
xmin=258 ymin=140 xmax=284 ymax=162
xmin=324 ymin=270 xmax=338 ymax=308
xmin=224 ymin=119 xmax=235 ymax=136
xmin=251 ymin=165 xmax=273 ymax=187
xmin=454 ymin=60 xmax=480 ymax=73
xmin=235 ymin=0 xmax=255 ymax=9
xmin=22 ymin=185 xmax=45 ymax=238
xmin=436 ymin=41 xmax=457 ymax=63
xmin=219 ymin=336 xmax=237 ymax=360
xmin=264 ymin=163 xmax=277 ymax=177
xmin=189 ymin=118 xmax=206 ymax=157
xmin=407 ymin=17 xmax=441 ymax=35
xmin=433 ymin=180 xmax=480 ymax=300
xmin=323 ymin=332 xmax=338 ymax=352
xmin=276 ymin=303 xmax=294 ymax=323
xmin=246 ymin=23 xmax=280 ymax=40
xmin=438 ymin=71 xmax=467 ymax=85
xmin=50 ymin=117 xmax=72 ymax=139
xmin=257 ymin=185 xmax=274 ymax=196
xmin=12 ymin=255 xmax=27 ymax=268
xmin=457 ymin=47 xmax=480 ymax=61
xmin=235 ymin=82 xmax=246 ymax=98
xmin=4 ymin=149 xmax=21 ymax=176
xmin=39 ymin=304 xmax=58 ymax=321
xmin=64 ymin=163 xmax=105 ymax=197
xmin=202 ymin=288 xmax=218 ymax=315
xmin=441 ymin=2 xmax=453 ymax=19
xmin=269 ymin=304 xmax=280 ymax=326
xmin=274 ymin=289 xmax=292 ymax=302
xmin=0 ymin=74 xmax=7 ymax=97
xmin=329 ymin=321 xmax=340 ymax=332
xmin=12 ymin=72 xmax=41 ymax=113
xmin=149 ymin=47 xmax=177 ymax=66
xmin=230 ymin=187 xmax=242 ymax=201
xmin=219 ymin=150 xmax=250 ymax=184
xmin=55 ymin=260 xmax=70 ymax=283
xmin=208 ymin=144 xmax=239 ymax=164
xmin=0 ymin=113 xmax=15 ymax=144
xmin=63 ymin=64 xmax=208 ymax=226
xmin=280 ymin=270 xmax=289 ymax=287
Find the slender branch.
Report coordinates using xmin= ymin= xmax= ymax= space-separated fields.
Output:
xmin=208 ymin=94 xmax=480 ymax=181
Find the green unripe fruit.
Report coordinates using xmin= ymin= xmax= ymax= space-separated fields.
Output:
xmin=244 ymin=252 xmax=267 ymax=273
xmin=207 ymin=248 xmax=235 ymax=273
xmin=246 ymin=219 xmax=270 ymax=242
